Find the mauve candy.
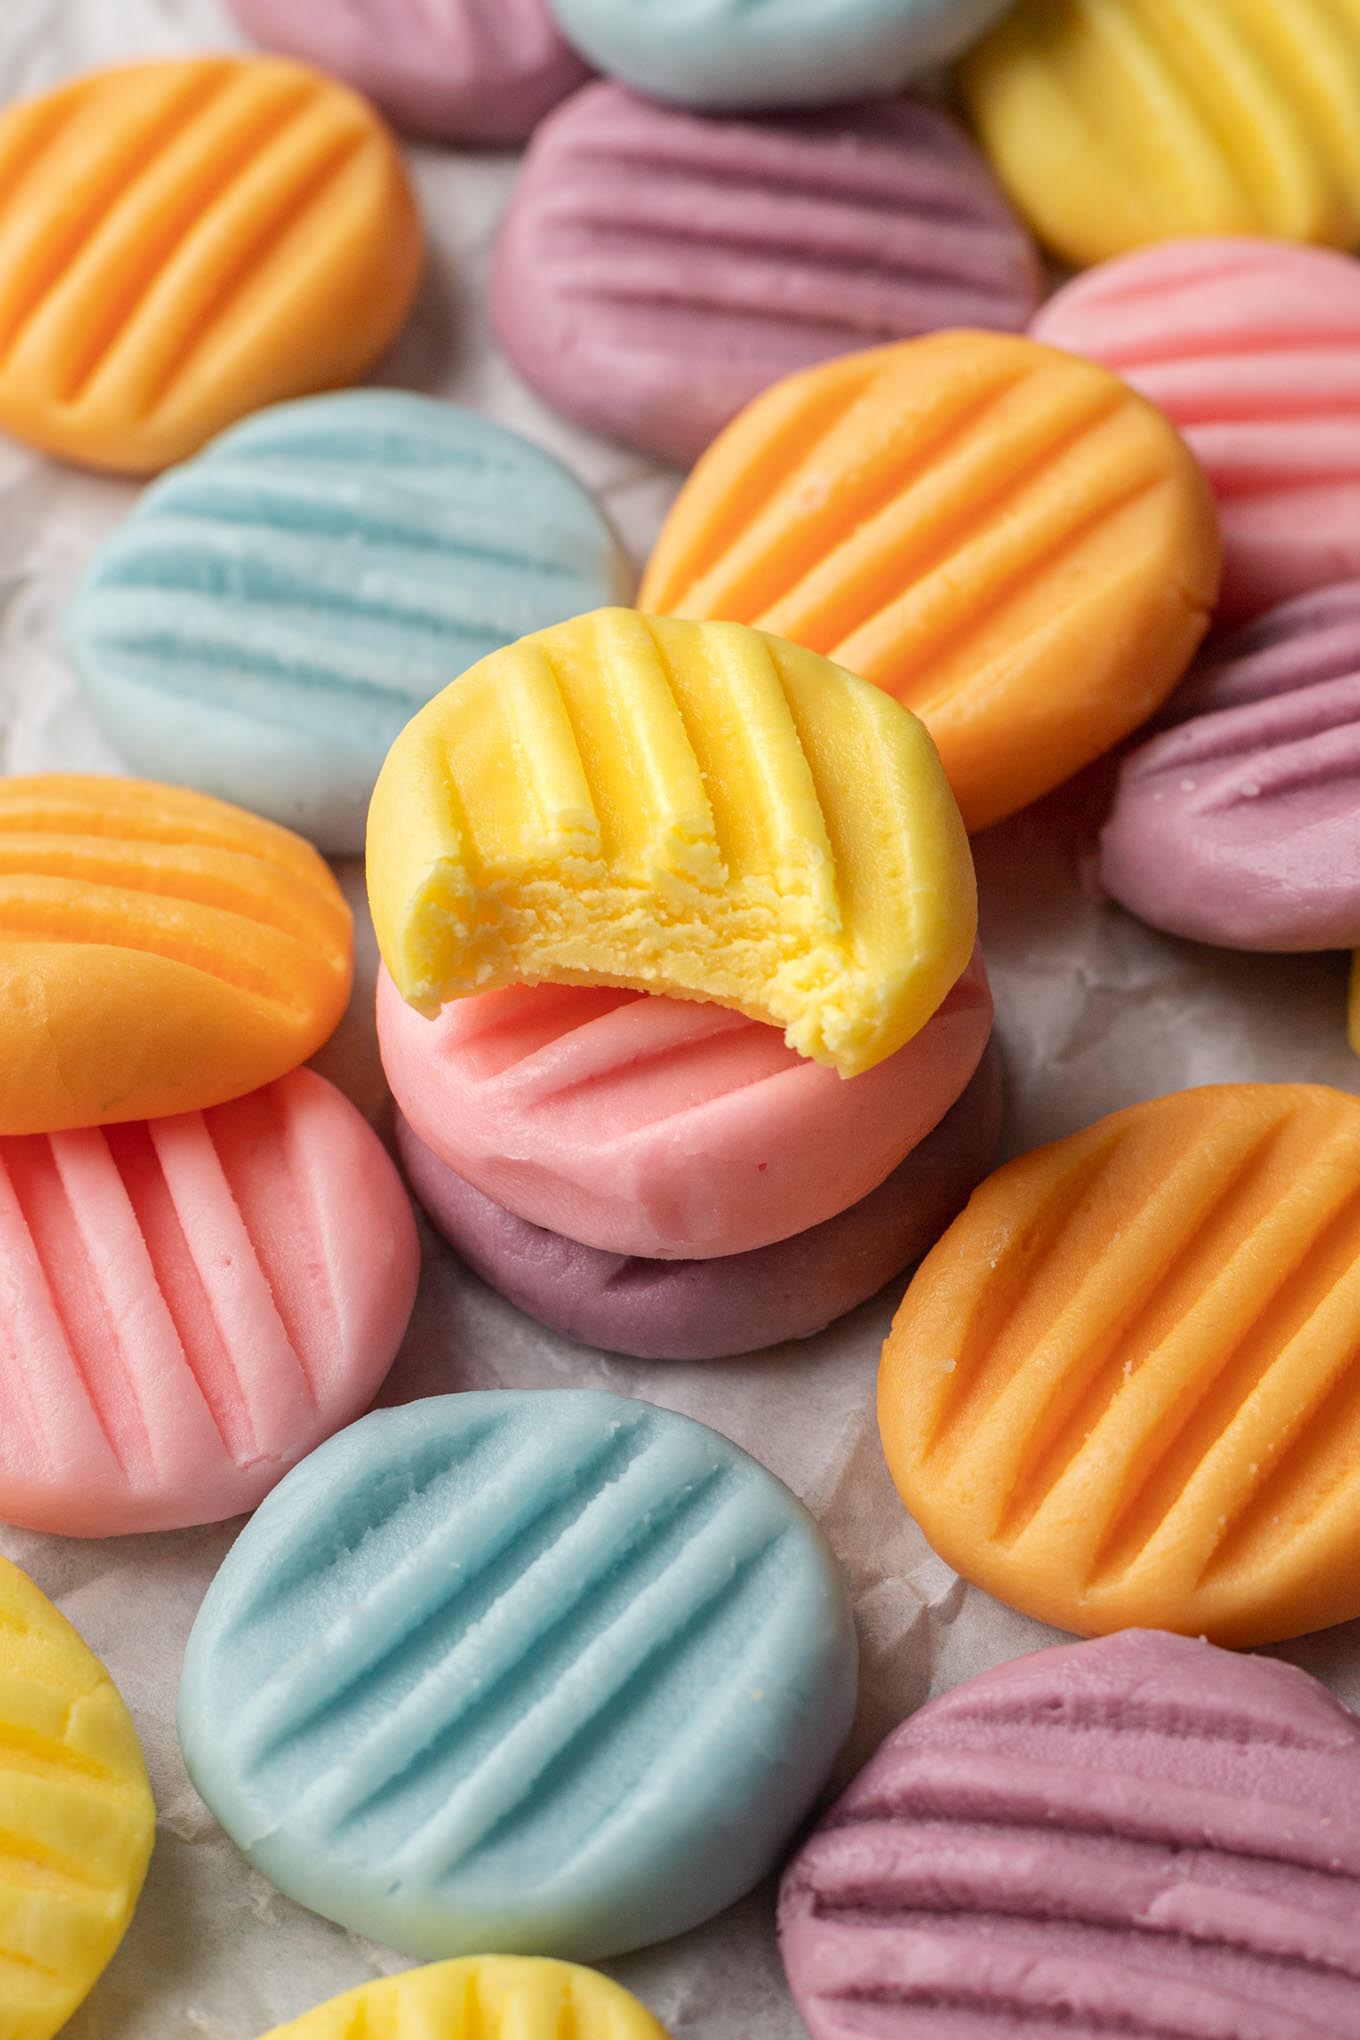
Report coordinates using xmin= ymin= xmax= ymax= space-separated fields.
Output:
xmin=397 ymin=1042 xmax=1002 ymax=1361
xmin=230 ymin=0 xmax=589 ymax=145
xmin=491 ymin=84 xmax=1040 ymax=465
xmin=1099 ymin=581 xmax=1360 ymax=951
xmin=780 ymin=1628 xmax=1360 ymax=2039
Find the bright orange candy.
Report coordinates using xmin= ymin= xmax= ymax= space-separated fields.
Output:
xmin=879 ymin=1083 xmax=1360 ymax=1647
xmin=0 ymin=776 xmax=353 ymax=1134
xmin=641 ymin=332 xmax=1221 ymax=834
xmin=0 ymin=56 xmax=422 ymax=474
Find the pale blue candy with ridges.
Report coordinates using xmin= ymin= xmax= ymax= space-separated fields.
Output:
xmin=66 ymin=392 xmax=631 ymax=854
xmin=177 ymin=1390 xmax=857 ymax=1961
xmin=549 ymin=0 xmax=1013 ymax=108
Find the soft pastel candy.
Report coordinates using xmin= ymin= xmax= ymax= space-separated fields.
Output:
xmin=1034 ymin=238 xmax=1360 ymax=622
xmin=879 ymin=1082 xmax=1360 ymax=1646
xmin=0 ymin=1069 xmax=419 ymax=1538
xmin=231 ymin=0 xmax=589 ymax=144
xmin=0 ymin=776 xmax=352 ymax=1134
xmin=379 ymin=947 xmax=991 ymax=1259
xmin=961 ymin=0 xmax=1360 ymax=265
xmin=548 ymin=0 xmax=1014 ymax=109
xmin=0 ymin=57 xmax=422 ymax=474
xmin=641 ymin=333 xmax=1221 ymax=833
xmin=260 ymin=1957 xmax=670 ymax=2039
xmin=67 ymin=393 xmax=630 ymax=853
xmin=491 ymin=84 xmax=1040 ymax=466
xmin=178 ymin=1391 xmax=857 ymax=1960
xmin=397 ymin=1042 xmax=1003 ymax=1360
xmin=781 ymin=1628 xmax=1360 ymax=2039
xmin=1098 ymin=580 xmax=1360 ymax=952
xmin=367 ymin=609 xmax=977 ymax=1077
xmin=0 ymin=1557 xmax=155 ymax=2040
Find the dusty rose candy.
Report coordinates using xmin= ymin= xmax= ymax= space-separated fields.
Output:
xmin=397 ymin=1043 xmax=1002 ymax=1362
xmin=781 ymin=1628 xmax=1360 ymax=2038
xmin=1098 ymin=579 xmax=1360 ymax=951
xmin=492 ymin=83 xmax=1040 ymax=464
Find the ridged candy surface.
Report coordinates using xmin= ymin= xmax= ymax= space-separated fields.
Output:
xmin=178 ymin=1391 xmax=857 ymax=1961
xmin=548 ymin=0 xmax=1013 ymax=109
xmin=0 ymin=1068 xmax=419 ymax=1538
xmin=0 ymin=1556 xmax=155 ymax=2040
xmin=962 ymin=0 xmax=1360 ymax=265
xmin=879 ymin=1083 xmax=1360 ymax=1645
xmin=366 ymin=609 xmax=977 ymax=1078
xmin=397 ymin=1042 xmax=1003 ymax=1361
xmin=231 ymin=0 xmax=589 ymax=144
xmin=1034 ymin=237 xmax=1360 ymax=622
xmin=491 ymin=85 xmax=1040 ymax=466
xmin=1098 ymin=580 xmax=1360 ymax=951
xmin=261 ymin=1957 xmax=670 ymax=2039
xmin=780 ymin=1628 xmax=1360 ymax=2040
xmin=0 ymin=775 xmax=352 ymax=1134
xmin=0 ymin=56 xmax=422 ymax=473
xmin=378 ymin=947 xmax=991 ymax=1258
xmin=67 ymin=393 xmax=630 ymax=852
xmin=641 ymin=333 xmax=1221 ymax=833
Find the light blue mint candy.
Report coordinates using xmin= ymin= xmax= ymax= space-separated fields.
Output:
xmin=549 ymin=0 xmax=1013 ymax=108
xmin=178 ymin=1390 xmax=857 ymax=1962
xmin=66 ymin=392 xmax=631 ymax=854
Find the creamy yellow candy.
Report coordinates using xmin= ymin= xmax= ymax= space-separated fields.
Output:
xmin=367 ymin=609 xmax=977 ymax=1077
xmin=260 ymin=1956 xmax=671 ymax=2037
xmin=0 ymin=1557 xmax=155 ymax=2039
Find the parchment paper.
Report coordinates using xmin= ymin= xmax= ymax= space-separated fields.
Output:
xmin=2 ymin=5 xmax=1359 ymax=2033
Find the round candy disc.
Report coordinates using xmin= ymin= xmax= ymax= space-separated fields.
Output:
xmin=0 ymin=56 xmax=422 ymax=473
xmin=962 ymin=0 xmax=1360 ymax=265
xmin=0 ymin=1557 xmax=155 ymax=2040
xmin=378 ymin=946 xmax=992 ymax=1260
xmin=0 ymin=1069 xmax=419 ymax=1537
xmin=1098 ymin=580 xmax=1360 ymax=952
xmin=397 ymin=1041 xmax=1003 ymax=1360
xmin=548 ymin=0 xmax=1013 ymax=110
xmin=179 ymin=1390 xmax=857 ymax=1960
xmin=67 ymin=393 xmax=630 ymax=852
xmin=1035 ymin=238 xmax=1360 ymax=622
xmin=492 ymin=84 xmax=1040 ymax=466
xmin=0 ymin=775 xmax=352 ymax=1134
xmin=231 ymin=0 xmax=589 ymax=145
xmin=781 ymin=1628 xmax=1360 ymax=2038
xmin=260 ymin=1957 xmax=670 ymax=2038
xmin=641 ymin=332 xmax=1221 ymax=833
xmin=879 ymin=1082 xmax=1360 ymax=1645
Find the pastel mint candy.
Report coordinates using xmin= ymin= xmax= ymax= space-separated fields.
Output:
xmin=178 ymin=1390 xmax=857 ymax=1961
xmin=67 ymin=392 xmax=630 ymax=854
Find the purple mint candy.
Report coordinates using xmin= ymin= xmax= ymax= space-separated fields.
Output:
xmin=491 ymin=83 xmax=1040 ymax=465
xmin=1099 ymin=580 xmax=1360 ymax=951
xmin=781 ymin=1628 xmax=1360 ymax=2038
xmin=397 ymin=1043 xmax=1002 ymax=1361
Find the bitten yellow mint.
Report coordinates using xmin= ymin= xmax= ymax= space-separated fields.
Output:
xmin=0 ymin=1557 xmax=155 ymax=2039
xmin=367 ymin=609 xmax=977 ymax=1078
xmin=260 ymin=1956 xmax=672 ymax=2038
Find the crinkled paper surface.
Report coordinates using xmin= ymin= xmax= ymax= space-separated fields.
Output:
xmin=2 ymin=4 xmax=1359 ymax=2033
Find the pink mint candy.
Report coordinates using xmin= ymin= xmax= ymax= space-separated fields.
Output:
xmin=229 ymin=0 xmax=590 ymax=145
xmin=377 ymin=948 xmax=992 ymax=1262
xmin=1034 ymin=237 xmax=1360 ymax=624
xmin=781 ymin=1628 xmax=1360 ymax=2038
xmin=0 ymin=1069 xmax=420 ymax=1537
xmin=492 ymin=83 xmax=1040 ymax=465
xmin=1099 ymin=579 xmax=1360 ymax=951
xmin=396 ymin=1043 xmax=1002 ymax=1362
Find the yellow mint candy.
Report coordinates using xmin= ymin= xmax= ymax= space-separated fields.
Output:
xmin=367 ymin=609 xmax=977 ymax=1078
xmin=0 ymin=1557 xmax=154 ymax=2039
xmin=260 ymin=1956 xmax=672 ymax=2037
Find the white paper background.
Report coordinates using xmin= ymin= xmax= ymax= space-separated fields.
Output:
xmin=2 ymin=4 xmax=1359 ymax=2033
